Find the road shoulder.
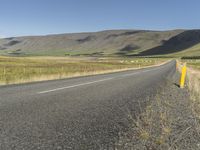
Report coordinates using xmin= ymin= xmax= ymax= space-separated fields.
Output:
xmin=116 ymin=71 xmax=200 ymax=150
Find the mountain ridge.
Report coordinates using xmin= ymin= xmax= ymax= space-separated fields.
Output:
xmin=0 ymin=29 xmax=199 ymax=57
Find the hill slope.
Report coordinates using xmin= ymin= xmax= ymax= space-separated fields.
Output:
xmin=0 ymin=29 xmax=200 ymax=57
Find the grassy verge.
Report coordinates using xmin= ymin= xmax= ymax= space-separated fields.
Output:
xmin=116 ymin=72 xmax=200 ymax=149
xmin=184 ymin=60 xmax=200 ymax=120
xmin=0 ymin=56 xmax=166 ymax=85
xmin=179 ymin=59 xmax=200 ymax=119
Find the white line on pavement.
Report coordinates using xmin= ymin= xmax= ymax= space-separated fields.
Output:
xmin=38 ymin=64 xmax=168 ymax=94
xmin=120 ymin=67 xmax=161 ymax=77
xmin=38 ymin=77 xmax=114 ymax=94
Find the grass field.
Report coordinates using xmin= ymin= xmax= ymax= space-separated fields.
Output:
xmin=179 ymin=59 xmax=200 ymax=122
xmin=0 ymin=56 xmax=166 ymax=85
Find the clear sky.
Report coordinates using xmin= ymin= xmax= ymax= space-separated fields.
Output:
xmin=0 ymin=0 xmax=199 ymax=37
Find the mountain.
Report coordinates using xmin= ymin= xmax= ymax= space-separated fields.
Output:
xmin=0 ymin=29 xmax=200 ymax=57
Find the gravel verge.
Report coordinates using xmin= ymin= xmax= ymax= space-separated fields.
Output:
xmin=115 ymin=71 xmax=200 ymax=150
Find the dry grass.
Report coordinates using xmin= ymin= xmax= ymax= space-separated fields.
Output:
xmin=116 ymin=95 xmax=174 ymax=149
xmin=179 ymin=59 xmax=200 ymax=118
xmin=115 ymin=70 xmax=200 ymax=149
xmin=117 ymin=91 xmax=200 ymax=149
xmin=186 ymin=65 xmax=200 ymax=119
xmin=0 ymin=56 xmax=165 ymax=85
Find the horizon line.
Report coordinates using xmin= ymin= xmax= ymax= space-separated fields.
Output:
xmin=1 ymin=28 xmax=200 ymax=38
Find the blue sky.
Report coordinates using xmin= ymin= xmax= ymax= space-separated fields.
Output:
xmin=0 ymin=0 xmax=199 ymax=37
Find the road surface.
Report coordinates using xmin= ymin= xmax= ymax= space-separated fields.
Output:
xmin=0 ymin=60 xmax=176 ymax=150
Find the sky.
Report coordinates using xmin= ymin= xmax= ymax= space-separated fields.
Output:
xmin=0 ymin=0 xmax=199 ymax=37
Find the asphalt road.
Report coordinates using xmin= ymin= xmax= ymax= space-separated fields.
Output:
xmin=0 ymin=60 xmax=176 ymax=150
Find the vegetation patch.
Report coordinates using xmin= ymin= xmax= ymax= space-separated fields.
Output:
xmin=0 ymin=56 xmax=165 ymax=85
xmin=115 ymin=72 xmax=200 ymax=149
xmin=185 ymin=61 xmax=200 ymax=121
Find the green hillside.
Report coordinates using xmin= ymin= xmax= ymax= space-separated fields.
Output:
xmin=168 ymin=43 xmax=200 ymax=57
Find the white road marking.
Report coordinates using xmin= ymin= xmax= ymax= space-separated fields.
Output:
xmin=121 ymin=72 xmax=140 ymax=77
xmin=38 ymin=77 xmax=114 ymax=94
xmin=38 ymin=64 xmax=168 ymax=94
xmin=120 ymin=67 xmax=161 ymax=77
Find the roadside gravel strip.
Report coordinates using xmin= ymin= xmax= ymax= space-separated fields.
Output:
xmin=116 ymin=70 xmax=200 ymax=150
xmin=1 ymin=60 xmax=197 ymax=149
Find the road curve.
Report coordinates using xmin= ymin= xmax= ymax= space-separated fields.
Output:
xmin=0 ymin=60 xmax=176 ymax=150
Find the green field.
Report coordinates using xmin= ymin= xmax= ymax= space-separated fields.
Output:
xmin=0 ymin=56 xmax=166 ymax=85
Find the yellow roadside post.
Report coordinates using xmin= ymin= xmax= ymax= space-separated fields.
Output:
xmin=180 ymin=63 xmax=187 ymax=88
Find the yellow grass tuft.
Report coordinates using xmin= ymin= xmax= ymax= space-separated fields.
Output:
xmin=139 ymin=130 xmax=150 ymax=140
xmin=155 ymin=136 xmax=165 ymax=145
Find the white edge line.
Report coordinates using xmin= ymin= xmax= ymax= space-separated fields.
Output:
xmin=37 ymin=62 xmax=170 ymax=94
xmin=37 ymin=77 xmax=114 ymax=94
xmin=120 ymin=66 xmax=162 ymax=77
